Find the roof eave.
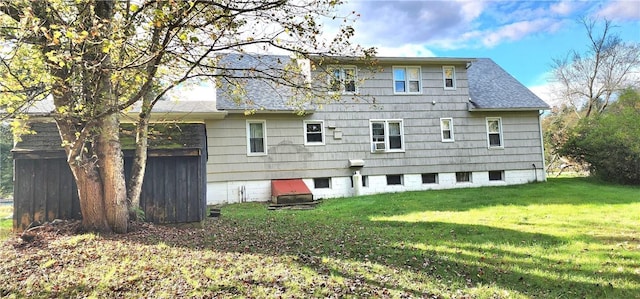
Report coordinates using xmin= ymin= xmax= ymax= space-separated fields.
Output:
xmin=221 ymin=109 xmax=315 ymax=115
xmin=311 ymin=55 xmax=475 ymax=65
xmin=468 ymin=106 xmax=550 ymax=112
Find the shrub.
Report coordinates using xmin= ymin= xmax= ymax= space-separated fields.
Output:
xmin=560 ymin=89 xmax=640 ymax=184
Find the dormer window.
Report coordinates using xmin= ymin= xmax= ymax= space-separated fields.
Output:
xmin=443 ymin=66 xmax=456 ymax=90
xmin=328 ymin=66 xmax=356 ymax=93
xmin=393 ymin=66 xmax=421 ymax=93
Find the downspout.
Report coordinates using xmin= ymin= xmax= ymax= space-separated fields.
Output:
xmin=537 ymin=110 xmax=547 ymax=182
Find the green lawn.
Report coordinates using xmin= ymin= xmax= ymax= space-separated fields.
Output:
xmin=0 ymin=205 xmax=11 ymax=240
xmin=0 ymin=178 xmax=638 ymax=298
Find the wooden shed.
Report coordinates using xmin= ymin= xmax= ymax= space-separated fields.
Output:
xmin=12 ymin=122 xmax=207 ymax=231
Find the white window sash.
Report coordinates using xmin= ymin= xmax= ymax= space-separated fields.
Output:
xmin=247 ymin=120 xmax=267 ymax=155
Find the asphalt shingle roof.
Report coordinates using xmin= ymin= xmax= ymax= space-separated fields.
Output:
xmin=215 ymin=54 xmax=308 ymax=111
xmin=467 ymin=58 xmax=549 ymax=110
xmin=217 ymin=55 xmax=549 ymax=112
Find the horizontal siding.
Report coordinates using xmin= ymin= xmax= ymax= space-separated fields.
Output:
xmin=207 ymin=61 xmax=544 ymax=184
xmin=206 ymin=111 xmax=544 ymax=182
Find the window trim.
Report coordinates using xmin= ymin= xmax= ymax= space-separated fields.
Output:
xmin=304 ymin=120 xmax=325 ymax=146
xmin=328 ymin=65 xmax=357 ymax=94
xmin=443 ymin=66 xmax=456 ymax=90
xmin=486 ymin=117 xmax=504 ymax=149
xmin=246 ymin=120 xmax=267 ymax=156
xmin=392 ymin=66 xmax=422 ymax=94
xmin=369 ymin=119 xmax=405 ymax=153
xmin=440 ymin=117 xmax=455 ymax=142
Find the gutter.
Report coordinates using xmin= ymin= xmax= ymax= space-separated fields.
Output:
xmin=468 ymin=106 xmax=551 ymax=112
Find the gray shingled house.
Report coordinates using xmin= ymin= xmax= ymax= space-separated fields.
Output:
xmin=13 ymin=54 xmax=550 ymax=217
xmin=205 ymin=55 xmax=549 ymax=204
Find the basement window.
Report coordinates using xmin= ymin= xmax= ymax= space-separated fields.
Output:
xmin=456 ymin=172 xmax=472 ymax=183
xmin=422 ymin=173 xmax=438 ymax=184
xmin=386 ymin=174 xmax=403 ymax=185
xmin=313 ymin=178 xmax=331 ymax=189
xmin=489 ymin=171 xmax=504 ymax=181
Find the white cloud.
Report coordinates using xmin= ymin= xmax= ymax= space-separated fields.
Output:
xmin=343 ymin=0 xmax=582 ymax=51
xmin=550 ymin=1 xmax=576 ymax=16
xmin=596 ymin=0 xmax=640 ymax=21
xmin=529 ymin=82 xmax=562 ymax=107
xmin=481 ymin=18 xmax=561 ymax=48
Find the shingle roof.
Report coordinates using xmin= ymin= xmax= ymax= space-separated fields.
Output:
xmin=217 ymin=55 xmax=549 ymax=112
xmin=467 ymin=58 xmax=549 ymax=110
xmin=215 ymin=54 xmax=312 ymax=111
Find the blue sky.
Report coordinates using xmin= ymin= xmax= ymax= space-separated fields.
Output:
xmin=335 ymin=0 xmax=640 ymax=103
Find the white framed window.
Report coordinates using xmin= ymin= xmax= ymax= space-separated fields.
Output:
xmin=393 ymin=66 xmax=421 ymax=93
xmin=304 ymin=120 xmax=324 ymax=145
xmin=328 ymin=66 xmax=357 ymax=93
xmin=443 ymin=66 xmax=456 ymax=89
xmin=440 ymin=118 xmax=454 ymax=142
xmin=486 ymin=117 xmax=504 ymax=148
xmin=370 ymin=119 xmax=404 ymax=153
xmin=246 ymin=120 xmax=267 ymax=156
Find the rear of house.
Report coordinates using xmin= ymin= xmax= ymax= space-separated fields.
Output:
xmin=205 ymin=55 xmax=549 ymax=204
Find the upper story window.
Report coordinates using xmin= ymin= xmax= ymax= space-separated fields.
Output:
xmin=440 ymin=118 xmax=454 ymax=142
xmin=246 ymin=120 xmax=267 ymax=155
xmin=443 ymin=66 xmax=456 ymax=90
xmin=486 ymin=117 xmax=503 ymax=148
xmin=304 ymin=120 xmax=324 ymax=145
xmin=370 ymin=119 xmax=404 ymax=152
xmin=393 ymin=66 xmax=421 ymax=93
xmin=328 ymin=66 xmax=356 ymax=93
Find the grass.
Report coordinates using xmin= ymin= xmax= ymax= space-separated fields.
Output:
xmin=0 ymin=205 xmax=11 ymax=240
xmin=1 ymin=178 xmax=639 ymax=298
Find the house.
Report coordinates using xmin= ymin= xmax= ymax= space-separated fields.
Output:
xmin=12 ymin=54 xmax=549 ymax=227
xmin=205 ymin=55 xmax=549 ymax=204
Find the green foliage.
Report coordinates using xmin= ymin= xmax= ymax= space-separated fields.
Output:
xmin=129 ymin=206 xmax=146 ymax=222
xmin=560 ymin=89 xmax=640 ymax=184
